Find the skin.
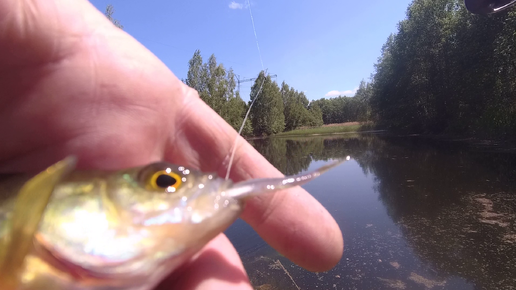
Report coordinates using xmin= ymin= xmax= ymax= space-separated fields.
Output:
xmin=0 ymin=0 xmax=344 ymax=289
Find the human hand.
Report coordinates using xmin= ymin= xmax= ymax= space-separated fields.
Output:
xmin=0 ymin=0 xmax=343 ymax=289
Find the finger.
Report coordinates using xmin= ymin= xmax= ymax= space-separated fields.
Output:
xmin=156 ymin=234 xmax=253 ymax=290
xmin=0 ymin=0 xmax=108 ymax=67
xmin=0 ymin=0 xmax=344 ymax=272
xmin=168 ymin=88 xmax=344 ymax=272
xmin=0 ymin=0 xmax=178 ymax=170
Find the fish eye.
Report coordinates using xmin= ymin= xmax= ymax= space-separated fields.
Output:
xmin=148 ymin=170 xmax=182 ymax=191
xmin=138 ymin=163 xmax=186 ymax=192
xmin=155 ymin=173 xmax=177 ymax=188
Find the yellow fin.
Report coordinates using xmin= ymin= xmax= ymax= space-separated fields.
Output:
xmin=0 ymin=156 xmax=76 ymax=290
xmin=98 ymin=178 xmax=121 ymax=226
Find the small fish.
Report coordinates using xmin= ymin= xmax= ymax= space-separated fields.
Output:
xmin=0 ymin=155 xmax=349 ymax=290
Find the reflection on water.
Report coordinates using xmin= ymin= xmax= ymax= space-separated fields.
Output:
xmin=225 ymin=134 xmax=516 ymax=290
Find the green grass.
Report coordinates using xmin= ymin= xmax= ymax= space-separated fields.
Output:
xmin=275 ymin=124 xmax=363 ymax=137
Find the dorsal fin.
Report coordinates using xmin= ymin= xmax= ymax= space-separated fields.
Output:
xmin=0 ymin=156 xmax=76 ymax=290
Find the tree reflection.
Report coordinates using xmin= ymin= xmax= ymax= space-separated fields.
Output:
xmin=358 ymin=136 xmax=516 ymax=289
xmin=250 ymin=134 xmax=382 ymax=176
xmin=250 ymin=134 xmax=516 ymax=289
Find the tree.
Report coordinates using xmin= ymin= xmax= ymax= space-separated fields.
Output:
xmin=250 ymin=71 xmax=285 ymax=135
xmin=368 ymin=0 xmax=516 ymax=138
xmin=307 ymin=102 xmax=324 ymax=127
xmin=184 ymin=51 xmax=251 ymax=134
xmin=105 ymin=4 xmax=124 ymax=29
xmin=281 ymin=82 xmax=308 ymax=131
xmin=184 ymin=50 xmax=207 ymax=96
xmin=205 ymin=54 xmax=229 ymax=114
xmin=354 ymin=80 xmax=373 ymax=122
xmin=231 ymin=91 xmax=254 ymax=136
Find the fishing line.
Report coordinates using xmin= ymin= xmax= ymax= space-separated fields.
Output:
xmin=225 ymin=0 xmax=269 ymax=180
xmin=247 ymin=0 xmax=264 ymax=70
xmin=225 ymin=70 xmax=268 ymax=180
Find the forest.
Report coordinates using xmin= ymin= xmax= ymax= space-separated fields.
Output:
xmin=370 ymin=0 xmax=516 ymax=138
xmin=182 ymin=51 xmax=371 ymax=136
xmin=182 ymin=0 xmax=516 ymax=138
xmin=106 ymin=0 xmax=516 ymax=138
xmin=183 ymin=51 xmax=346 ymax=135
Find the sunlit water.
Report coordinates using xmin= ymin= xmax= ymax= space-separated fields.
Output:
xmin=225 ymin=133 xmax=516 ymax=290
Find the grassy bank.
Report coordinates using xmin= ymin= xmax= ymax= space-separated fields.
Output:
xmin=274 ymin=122 xmax=371 ymax=137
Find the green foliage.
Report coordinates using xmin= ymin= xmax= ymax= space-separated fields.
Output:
xmin=307 ymin=103 xmax=324 ymax=127
xmin=281 ymin=82 xmax=316 ymax=131
xmin=250 ymin=71 xmax=285 ymax=136
xmin=184 ymin=51 xmax=252 ymax=135
xmin=311 ymin=83 xmax=372 ymax=125
xmin=354 ymin=80 xmax=373 ymax=122
xmin=225 ymin=91 xmax=253 ymax=136
xmin=184 ymin=52 xmax=368 ymax=137
xmin=370 ymin=0 xmax=516 ymax=138
xmin=184 ymin=50 xmax=206 ymax=95
xmin=184 ymin=52 xmax=316 ymax=136
xmin=104 ymin=4 xmax=124 ymax=29
xmin=275 ymin=124 xmax=362 ymax=137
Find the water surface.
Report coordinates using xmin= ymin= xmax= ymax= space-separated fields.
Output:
xmin=225 ymin=134 xmax=516 ymax=290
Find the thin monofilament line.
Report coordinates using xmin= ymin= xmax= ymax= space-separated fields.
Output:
xmin=225 ymin=69 xmax=268 ymax=180
xmin=225 ymin=0 xmax=269 ymax=180
xmin=247 ymin=0 xmax=264 ymax=70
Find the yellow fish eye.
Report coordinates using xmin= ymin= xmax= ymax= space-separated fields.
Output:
xmin=148 ymin=170 xmax=182 ymax=191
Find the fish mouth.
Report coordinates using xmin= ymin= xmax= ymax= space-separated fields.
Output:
xmin=224 ymin=157 xmax=350 ymax=200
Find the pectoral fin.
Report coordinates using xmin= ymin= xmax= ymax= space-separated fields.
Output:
xmin=0 ymin=156 xmax=76 ymax=290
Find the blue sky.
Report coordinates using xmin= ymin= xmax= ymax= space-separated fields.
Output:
xmin=89 ymin=0 xmax=413 ymax=101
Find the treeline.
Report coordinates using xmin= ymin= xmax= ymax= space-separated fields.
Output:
xmin=103 ymin=4 xmax=368 ymax=136
xmin=369 ymin=0 xmax=516 ymax=137
xmin=312 ymin=81 xmax=372 ymax=124
xmin=185 ymin=0 xmax=516 ymax=138
xmin=184 ymin=51 xmax=325 ymax=136
xmin=106 ymin=1 xmax=516 ymax=139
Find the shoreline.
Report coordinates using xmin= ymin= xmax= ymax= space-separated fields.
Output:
xmin=245 ymin=130 xmax=516 ymax=153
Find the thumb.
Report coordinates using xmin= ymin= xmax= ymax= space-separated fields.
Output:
xmin=0 ymin=0 xmax=114 ymax=67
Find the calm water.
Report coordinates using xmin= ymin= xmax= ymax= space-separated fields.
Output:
xmin=225 ymin=133 xmax=516 ymax=290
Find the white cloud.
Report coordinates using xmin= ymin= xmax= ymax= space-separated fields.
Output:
xmin=229 ymin=2 xmax=244 ymax=9
xmin=325 ymin=87 xmax=358 ymax=97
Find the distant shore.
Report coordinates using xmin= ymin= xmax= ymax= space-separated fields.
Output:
xmin=243 ymin=123 xmax=516 ymax=153
xmin=272 ymin=122 xmax=375 ymax=137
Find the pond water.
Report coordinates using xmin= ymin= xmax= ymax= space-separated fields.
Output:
xmin=225 ymin=133 xmax=516 ymax=290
